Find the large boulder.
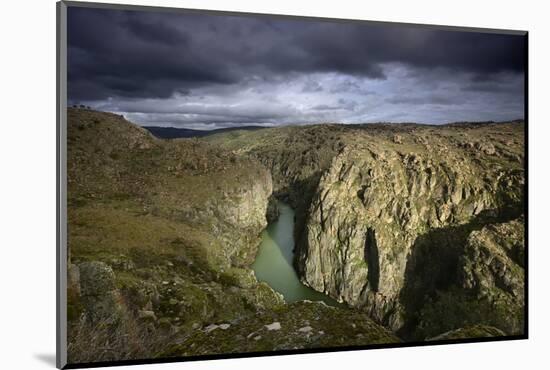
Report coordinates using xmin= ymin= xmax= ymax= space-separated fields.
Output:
xmin=79 ymin=261 xmax=123 ymax=323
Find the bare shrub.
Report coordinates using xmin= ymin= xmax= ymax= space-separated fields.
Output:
xmin=67 ymin=311 xmax=174 ymax=364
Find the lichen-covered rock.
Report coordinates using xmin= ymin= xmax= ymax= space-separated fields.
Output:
xmin=292 ymin=125 xmax=524 ymax=331
xmin=79 ymin=261 xmax=116 ymax=296
xmin=460 ymin=218 xmax=524 ymax=299
xmin=78 ymin=261 xmax=123 ymax=323
xmin=159 ymin=301 xmax=399 ymax=357
xmin=457 ymin=218 xmax=525 ymax=334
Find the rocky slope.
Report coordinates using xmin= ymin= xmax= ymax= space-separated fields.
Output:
xmin=208 ymin=121 xmax=525 ymax=338
xmin=66 ymin=109 xmax=399 ymax=364
xmin=160 ymin=301 xmax=398 ymax=357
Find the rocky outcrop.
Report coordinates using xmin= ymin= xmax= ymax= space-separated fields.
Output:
xmin=199 ymin=164 xmax=272 ymax=266
xmin=78 ymin=261 xmax=123 ymax=323
xmin=159 ymin=301 xmax=399 ymax=357
xmin=295 ymin=124 xmax=524 ymax=331
xmin=407 ymin=217 xmax=524 ymax=339
xmin=460 ymin=218 xmax=524 ymax=299
xmin=456 ymin=218 xmax=525 ymax=334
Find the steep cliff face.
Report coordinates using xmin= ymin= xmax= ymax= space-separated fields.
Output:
xmin=295 ymin=123 xmax=524 ymax=331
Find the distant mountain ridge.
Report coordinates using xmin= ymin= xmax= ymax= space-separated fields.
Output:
xmin=143 ymin=125 xmax=267 ymax=139
xmin=143 ymin=119 xmax=524 ymax=139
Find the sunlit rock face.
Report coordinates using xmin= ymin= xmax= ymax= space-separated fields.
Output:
xmin=293 ymin=123 xmax=524 ymax=332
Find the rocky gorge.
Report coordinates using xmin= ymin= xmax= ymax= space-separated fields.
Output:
xmin=66 ymin=109 xmax=398 ymax=364
xmin=66 ymin=108 xmax=525 ymax=364
xmin=207 ymin=120 xmax=525 ymax=339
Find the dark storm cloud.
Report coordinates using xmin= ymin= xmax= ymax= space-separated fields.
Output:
xmin=123 ymin=15 xmax=189 ymax=45
xmin=460 ymin=73 xmax=525 ymax=94
xmin=67 ymin=6 xmax=525 ymax=125
xmin=67 ymin=8 xmax=235 ymax=101
xmin=68 ymin=7 xmax=525 ymax=100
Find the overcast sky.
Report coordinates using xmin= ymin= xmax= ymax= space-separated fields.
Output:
xmin=67 ymin=6 xmax=526 ymax=129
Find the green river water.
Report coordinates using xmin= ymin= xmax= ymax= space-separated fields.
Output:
xmin=252 ymin=202 xmax=340 ymax=306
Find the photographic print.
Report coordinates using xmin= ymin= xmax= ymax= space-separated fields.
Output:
xmin=58 ymin=1 xmax=527 ymax=368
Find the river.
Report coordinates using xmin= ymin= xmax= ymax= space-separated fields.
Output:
xmin=252 ymin=201 xmax=340 ymax=306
